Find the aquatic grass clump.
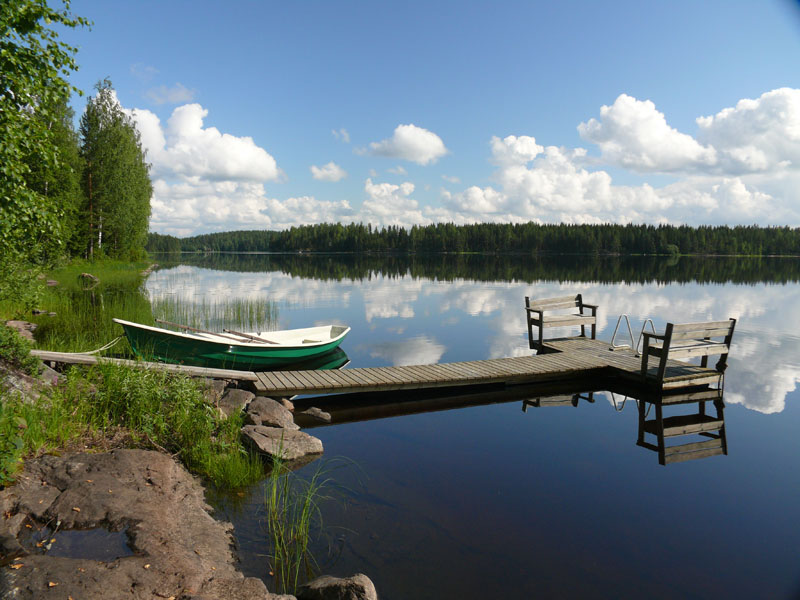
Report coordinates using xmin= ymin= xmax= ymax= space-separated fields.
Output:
xmin=264 ymin=457 xmax=357 ymax=595
xmin=31 ymin=260 xmax=154 ymax=354
xmin=265 ymin=457 xmax=328 ymax=594
xmin=150 ymin=295 xmax=279 ymax=334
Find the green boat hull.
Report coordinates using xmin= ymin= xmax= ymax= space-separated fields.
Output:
xmin=118 ymin=321 xmax=348 ymax=371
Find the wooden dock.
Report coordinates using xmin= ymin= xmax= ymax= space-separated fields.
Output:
xmin=252 ymin=337 xmax=723 ymax=396
xmin=32 ymin=337 xmax=725 ymax=398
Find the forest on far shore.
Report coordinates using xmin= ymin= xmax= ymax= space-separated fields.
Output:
xmin=146 ymin=222 xmax=800 ymax=256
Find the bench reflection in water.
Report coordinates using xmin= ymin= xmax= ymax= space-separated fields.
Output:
xmin=292 ymin=380 xmax=729 ymax=467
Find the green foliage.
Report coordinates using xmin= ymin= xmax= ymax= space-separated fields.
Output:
xmin=88 ymin=364 xmax=264 ymax=488
xmin=0 ymin=0 xmax=89 ymax=266
xmin=0 ymin=404 xmax=28 ymax=486
xmin=78 ymin=79 xmax=152 ymax=260
xmin=0 ymin=324 xmax=41 ymax=375
xmin=30 ymin=259 xmax=153 ymax=352
xmin=0 ymin=257 xmax=43 ymax=315
xmin=147 ymin=222 xmax=800 ymax=257
xmin=265 ymin=457 xmax=330 ymax=594
xmin=0 ymin=362 xmax=265 ymax=489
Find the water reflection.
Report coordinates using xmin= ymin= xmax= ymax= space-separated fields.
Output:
xmin=145 ymin=256 xmax=800 ymax=414
xmin=294 ymin=383 xmax=729 ymax=466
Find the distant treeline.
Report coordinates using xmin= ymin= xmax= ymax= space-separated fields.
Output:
xmin=146 ymin=222 xmax=800 ymax=256
xmin=153 ymin=253 xmax=800 ymax=285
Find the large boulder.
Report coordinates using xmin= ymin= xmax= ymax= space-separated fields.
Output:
xmin=296 ymin=573 xmax=378 ymax=600
xmin=245 ymin=397 xmax=298 ymax=430
xmin=0 ymin=450 xmax=272 ymax=599
xmin=241 ymin=426 xmax=323 ymax=462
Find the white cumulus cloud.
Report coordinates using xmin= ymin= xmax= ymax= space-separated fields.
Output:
xmin=696 ymin=87 xmax=800 ymax=174
xmin=578 ymin=94 xmax=717 ymax=173
xmin=310 ymin=161 xmax=347 ymax=182
xmin=368 ymin=124 xmax=448 ymax=165
xmin=361 ymin=178 xmax=430 ymax=227
xmin=130 ymin=103 xmax=281 ymax=182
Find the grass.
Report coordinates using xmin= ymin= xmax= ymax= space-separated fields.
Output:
xmin=264 ymin=456 xmax=335 ymax=595
xmin=24 ymin=259 xmax=154 ymax=353
xmin=151 ymin=295 xmax=279 ymax=334
xmin=0 ymin=324 xmax=265 ymax=490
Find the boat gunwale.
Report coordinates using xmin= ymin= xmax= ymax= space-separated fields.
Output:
xmin=112 ymin=318 xmax=350 ymax=349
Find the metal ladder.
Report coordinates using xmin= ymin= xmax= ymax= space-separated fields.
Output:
xmin=610 ymin=315 xmax=658 ymax=356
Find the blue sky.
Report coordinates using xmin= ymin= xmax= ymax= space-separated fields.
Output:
xmin=63 ymin=0 xmax=800 ymax=236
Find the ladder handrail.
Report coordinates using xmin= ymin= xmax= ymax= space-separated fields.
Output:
xmin=636 ymin=318 xmax=657 ymax=355
xmin=610 ymin=314 xmax=636 ymax=349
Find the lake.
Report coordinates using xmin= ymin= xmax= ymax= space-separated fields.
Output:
xmin=148 ymin=254 xmax=800 ymax=599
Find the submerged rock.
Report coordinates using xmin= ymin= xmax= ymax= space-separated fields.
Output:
xmin=241 ymin=425 xmax=323 ymax=461
xmin=299 ymin=407 xmax=332 ymax=423
xmin=296 ymin=573 xmax=378 ymax=600
xmin=245 ymin=397 xmax=299 ymax=430
xmin=0 ymin=449 xmax=272 ymax=599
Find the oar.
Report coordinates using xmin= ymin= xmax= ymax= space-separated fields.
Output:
xmin=155 ymin=318 xmax=257 ymax=343
xmin=223 ymin=329 xmax=279 ymax=345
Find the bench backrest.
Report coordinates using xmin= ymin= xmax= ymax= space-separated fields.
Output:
xmin=525 ymin=294 xmax=584 ymax=311
xmin=667 ymin=319 xmax=736 ymax=343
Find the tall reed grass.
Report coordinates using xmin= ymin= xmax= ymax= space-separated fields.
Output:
xmin=151 ymin=295 xmax=279 ymax=334
xmin=264 ymin=455 xmax=357 ymax=595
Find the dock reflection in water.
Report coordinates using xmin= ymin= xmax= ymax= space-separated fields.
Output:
xmin=293 ymin=381 xmax=729 ymax=467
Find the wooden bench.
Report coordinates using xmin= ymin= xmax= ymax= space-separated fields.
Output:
xmin=640 ymin=319 xmax=736 ymax=383
xmin=524 ymin=294 xmax=598 ymax=350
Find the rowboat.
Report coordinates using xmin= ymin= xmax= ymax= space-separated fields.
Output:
xmin=113 ymin=318 xmax=350 ymax=371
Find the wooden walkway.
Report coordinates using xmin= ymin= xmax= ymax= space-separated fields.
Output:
xmin=30 ymin=349 xmax=261 ymax=383
xmin=253 ymin=337 xmax=723 ymax=396
xmin=32 ymin=337 xmax=725 ymax=398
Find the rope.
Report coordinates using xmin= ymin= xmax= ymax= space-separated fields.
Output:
xmin=74 ymin=335 xmax=125 ymax=355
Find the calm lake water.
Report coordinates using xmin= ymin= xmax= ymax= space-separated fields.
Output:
xmin=148 ymin=255 xmax=800 ymax=599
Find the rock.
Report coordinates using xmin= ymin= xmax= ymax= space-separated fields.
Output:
xmin=0 ymin=531 xmax=24 ymax=565
xmin=0 ymin=450 xmax=257 ymax=600
xmin=280 ymin=397 xmax=295 ymax=411
xmin=38 ymin=363 xmax=59 ymax=386
xmin=241 ymin=426 xmax=323 ymax=462
xmin=201 ymin=378 xmax=228 ymax=405
xmin=297 ymin=573 xmax=378 ymax=600
xmin=140 ymin=263 xmax=159 ymax=276
xmin=0 ymin=361 xmax=41 ymax=403
xmin=245 ymin=397 xmax=299 ymax=430
xmin=218 ymin=387 xmax=255 ymax=418
xmin=186 ymin=576 xmax=296 ymax=599
xmin=79 ymin=272 xmax=99 ymax=283
xmin=4 ymin=320 xmax=36 ymax=342
xmin=300 ymin=407 xmax=331 ymax=423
